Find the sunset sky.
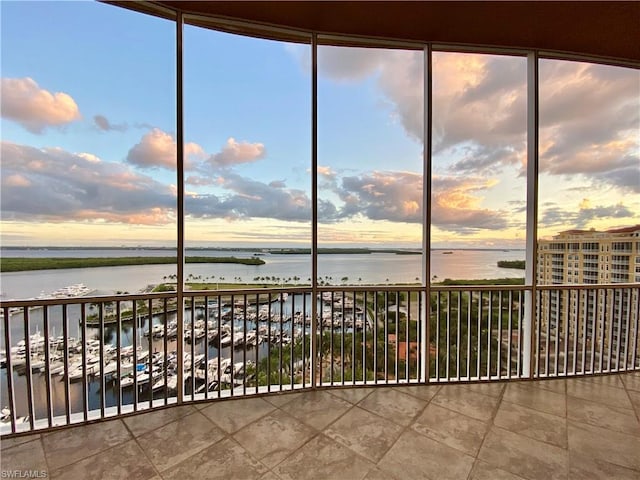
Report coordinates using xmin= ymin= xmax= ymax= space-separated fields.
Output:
xmin=1 ymin=1 xmax=638 ymax=248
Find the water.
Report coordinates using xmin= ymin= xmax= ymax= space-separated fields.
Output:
xmin=0 ymin=248 xmax=525 ymax=300
xmin=0 ymin=248 xmax=525 ymax=425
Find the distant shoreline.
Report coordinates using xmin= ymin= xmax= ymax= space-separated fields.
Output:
xmin=0 ymin=256 xmax=265 ymax=273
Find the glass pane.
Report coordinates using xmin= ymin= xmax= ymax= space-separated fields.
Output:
xmin=317 ymin=45 xmax=424 ymax=286
xmin=183 ymin=26 xmax=311 ymax=289
xmin=1 ymin=1 xmax=177 ymax=298
xmin=431 ymin=52 xmax=527 ymax=284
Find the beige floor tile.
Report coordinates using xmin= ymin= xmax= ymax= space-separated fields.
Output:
xmin=259 ymin=472 xmax=281 ymax=480
xmin=469 ymin=460 xmax=527 ymax=480
xmin=629 ymin=390 xmax=640 ymax=416
xmin=378 ymin=428 xmax=475 ymax=480
xmin=263 ymin=391 xmax=303 ymax=408
xmin=431 ymin=385 xmax=500 ymax=422
xmin=328 ymin=387 xmax=374 ymax=404
xmin=526 ymin=378 xmax=566 ymax=394
xmin=503 ymin=382 xmax=566 ymax=417
xmin=569 ymin=451 xmax=640 ymax=480
xmin=621 ymin=371 xmax=640 ymax=392
xmin=574 ymin=374 xmax=625 ymax=389
xmin=0 ymin=433 xmax=41 ymax=451
xmin=50 ymin=439 xmax=156 ymax=480
xmin=568 ymin=395 xmax=640 ymax=436
xmin=459 ymin=381 xmax=506 ymax=398
xmin=363 ymin=467 xmax=400 ymax=480
xmin=478 ymin=426 xmax=568 ymax=480
xmin=358 ymin=388 xmax=427 ymax=427
xmin=161 ymin=438 xmax=268 ymax=480
xmin=495 ymin=400 xmax=567 ymax=448
xmin=393 ymin=384 xmax=441 ymax=401
xmin=274 ymin=434 xmax=374 ymax=480
xmin=568 ymin=420 xmax=640 ymax=471
xmin=411 ymin=403 xmax=489 ymax=456
xmin=284 ymin=390 xmax=352 ymax=430
xmin=136 ymin=411 xmax=225 ymax=472
xmin=233 ymin=408 xmax=316 ymax=468
xmin=123 ymin=405 xmax=196 ymax=437
xmin=324 ymin=405 xmax=404 ymax=462
xmin=567 ymin=378 xmax=633 ymax=409
xmin=200 ymin=396 xmax=275 ymax=433
xmin=0 ymin=437 xmax=48 ymax=475
xmin=42 ymin=419 xmax=131 ymax=471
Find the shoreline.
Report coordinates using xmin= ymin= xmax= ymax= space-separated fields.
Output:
xmin=0 ymin=256 xmax=266 ymax=273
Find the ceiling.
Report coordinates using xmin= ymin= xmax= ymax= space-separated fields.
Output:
xmin=111 ymin=1 xmax=639 ymax=65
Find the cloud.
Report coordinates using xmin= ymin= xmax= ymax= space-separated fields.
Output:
xmin=93 ymin=114 xmax=127 ymax=132
xmin=320 ymin=170 xmax=508 ymax=233
xmin=1 ymin=141 xmax=176 ymax=225
xmin=188 ymin=173 xmax=311 ymax=222
xmin=127 ymin=129 xmax=204 ymax=170
xmin=540 ymin=199 xmax=635 ymax=229
xmin=1 ymin=77 xmax=81 ymax=133
xmin=208 ymin=137 xmax=266 ymax=167
xmin=302 ymin=47 xmax=637 ymax=196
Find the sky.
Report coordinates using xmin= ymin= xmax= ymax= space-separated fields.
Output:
xmin=1 ymin=1 xmax=638 ymax=248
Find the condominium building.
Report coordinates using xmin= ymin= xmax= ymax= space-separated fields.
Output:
xmin=538 ymin=225 xmax=640 ymax=285
xmin=537 ymin=225 xmax=640 ymax=367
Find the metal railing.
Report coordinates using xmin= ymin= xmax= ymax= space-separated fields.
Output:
xmin=1 ymin=283 xmax=638 ymax=435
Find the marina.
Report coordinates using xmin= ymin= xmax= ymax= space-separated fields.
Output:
xmin=0 ymin=289 xmax=372 ymax=426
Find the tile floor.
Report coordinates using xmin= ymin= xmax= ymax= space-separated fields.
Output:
xmin=1 ymin=372 xmax=640 ymax=480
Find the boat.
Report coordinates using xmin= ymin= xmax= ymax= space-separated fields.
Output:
xmin=442 ymin=251 xmax=453 ymax=254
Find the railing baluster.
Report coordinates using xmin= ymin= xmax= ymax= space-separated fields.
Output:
xmin=446 ymin=291 xmax=451 ymax=381
xmin=289 ymin=293 xmax=294 ymax=390
xmin=190 ymin=296 xmax=196 ymax=400
xmin=615 ymin=289 xmax=623 ymax=371
xmin=607 ymin=289 xmax=614 ymax=372
xmin=256 ymin=293 xmax=261 ymax=393
xmin=468 ymin=291 xmax=473 ymax=380
xmin=132 ymin=300 xmax=138 ymax=411
xmin=23 ymin=309 xmax=35 ymax=431
xmin=622 ymin=288 xmax=631 ymax=370
xmin=517 ymin=291 xmax=523 ymax=377
xmin=477 ymin=291 xmax=482 ymax=380
xmin=267 ymin=292 xmax=272 ymax=392
xmin=632 ymin=289 xmax=639 ymax=369
xmin=3 ymin=308 xmax=17 ymax=434
xmin=116 ymin=300 xmax=122 ymax=415
xmin=507 ymin=291 xmax=513 ymax=378
xmin=590 ymin=289 xmax=597 ymax=373
xmin=487 ymin=291 xmax=492 ymax=379
xmin=554 ymin=290 xmax=560 ymax=376
xmin=435 ymin=291 xmax=440 ymax=381
xmin=572 ymin=290 xmax=579 ymax=375
xmin=581 ymin=290 xmax=588 ymax=374
xmin=61 ymin=305 xmax=71 ymax=424
xmin=373 ymin=290 xmax=378 ymax=385
xmin=217 ymin=295 xmax=222 ymax=398
xmin=278 ymin=292 xmax=283 ymax=391
xmin=497 ymin=291 xmax=502 ymax=380
xmin=162 ymin=297 xmax=171 ymax=405
xmin=100 ymin=301 xmax=106 ymax=418
xmin=362 ymin=291 xmax=367 ymax=384
xmin=43 ymin=306 xmax=53 ymax=428
xmin=243 ymin=294 xmax=248 ymax=396
xmin=340 ymin=290 xmax=345 ymax=385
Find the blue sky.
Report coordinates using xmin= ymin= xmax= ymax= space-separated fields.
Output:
xmin=1 ymin=1 xmax=638 ymax=248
